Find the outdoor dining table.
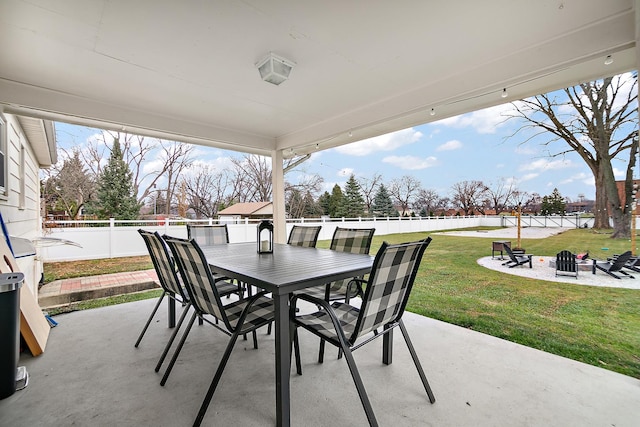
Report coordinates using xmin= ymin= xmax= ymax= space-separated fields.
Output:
xmin=199 ymin=242 xmax=374 ymax=427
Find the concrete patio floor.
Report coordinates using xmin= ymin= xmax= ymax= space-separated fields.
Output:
xmin=1 ymin=297 xmax=638 ymax=426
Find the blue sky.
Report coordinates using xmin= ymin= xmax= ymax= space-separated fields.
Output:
xmin=54 ymin=78 xmax=637 ymax=203
xmin=288 ymin=102 xmax=610 ymax=202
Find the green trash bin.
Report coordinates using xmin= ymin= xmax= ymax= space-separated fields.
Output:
xmin=0 ymin=272 xmax=24 ymax=399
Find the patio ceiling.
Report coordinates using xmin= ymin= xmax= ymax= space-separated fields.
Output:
xmin=0 ymin=0 xmax=636 ymax=157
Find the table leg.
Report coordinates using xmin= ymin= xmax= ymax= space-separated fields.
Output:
xmin=168 ymin=292 xmax=176 ymax=328
xmin=382 ymin=324 xmax=393 ymax=365
xmin=274 ymin=293 xmax=291 ymax=427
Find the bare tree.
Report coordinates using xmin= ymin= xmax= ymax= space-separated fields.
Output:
xmin=485 ymin=178 xmax=519 ymax=214
xmin=507 ymin=73 xmax=638 ymax=237
xmin=451 ymin=180 xmax=489 ymax=215
xmin=413 ymin=188 xmax=440 ymax=215
xmin=79 ymin=130 xmax=195 ymax=207
xmin=159 ymin=142 xmax=194 ymax=214
xmin=181 ymin=164 xmax=231 ymax=218
xmin=229 ymin=155 xmax=272 ymax=202
xmin=42 ymin=150 xmax=95 ymax=219
xmin=435 ymin=196 xmax=452 ymax=215
xmin=389 ymin=175 xmax=423 ymax=215
xmin=521 ymin=192 xmax=541 ymax=214
xmin=356 ymin=173 xmax=383 ymax=214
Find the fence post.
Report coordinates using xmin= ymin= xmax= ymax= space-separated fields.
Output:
xmin=109 ymin=218 xmax=115 ymax=258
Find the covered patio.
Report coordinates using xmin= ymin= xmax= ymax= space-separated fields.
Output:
xmin=1 ymin=2 xmax=639 ymax=425
xmin=1 ymin=298 xmax=638 ymax=426
xmin=1 ymin=0 xmax=638 ymax=242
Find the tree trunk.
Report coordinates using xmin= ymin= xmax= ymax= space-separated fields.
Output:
xmin=592 ymin=165 xmax=610 ymax=229
xmin=601 ymin=158 xmax=629 ymax=238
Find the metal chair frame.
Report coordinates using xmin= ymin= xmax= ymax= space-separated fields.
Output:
xmin=291 ymin=237 xmax=435 ymax=427
xmin=162 ymin=235 xmax=275 ymax=427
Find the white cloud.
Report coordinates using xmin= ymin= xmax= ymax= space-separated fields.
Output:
xmin=613 ymin=167 xmax=626 ymax=179
xmin=560 ymin=172 xmax=590 ymax=185
xmin=519 ymin=173 xmax=539 ymax=182
xmin=334 ymin=128 xmax=422 ymax=156
xmin=436 ymin=139 xmax=462 ymax=151
xmin=514 ymin=146 xmax=537 ymax=156
xmin=436 ymin=103 xmax=515 ymax=134
xmin=322 ymin=181 xmax=347 ymax=192
xmin=519 ymin=158 xmax=574 ymax=172
xmin=382 ymin=155 xmax=438 ymax=170
xmin=338 ymin=168 xmax=354 ymax=177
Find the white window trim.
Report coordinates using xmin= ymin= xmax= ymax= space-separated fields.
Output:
xmin=19 ymin=144 xmax=25 ymax=209
xmin=0 ymin=114 xmax=7 ymax=199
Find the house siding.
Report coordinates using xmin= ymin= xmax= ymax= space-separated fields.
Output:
xmin=0 ymin=113 xmax=45 ymax=294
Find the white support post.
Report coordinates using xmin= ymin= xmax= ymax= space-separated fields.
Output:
xmin=271 ymin=149 xmax=287 ymax=243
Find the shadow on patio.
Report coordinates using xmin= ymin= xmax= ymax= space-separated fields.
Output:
xmin=1 ymin=298 xmax=638 ymax=426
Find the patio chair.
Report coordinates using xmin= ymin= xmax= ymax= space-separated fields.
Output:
xmin=301 ymin=227 xmax=376 ymax=302
xmin=287 ymin=225 xmax=322 ymax=247
xmin=290 ymin=237 xmax=435 ymax=426
xmin=296 ymin=227 xmax=376 ymax=361
xmin=624 ymin=256 xmax=640 ymax=273
xmin=187 ymin=223 xmax=245 ymax=297
xmin=503 ymin=244 xmax=532 ymax=268
xmin=186 ymin=224 xmax=229 ymax=246
xmin=162 ymin=235 xmax=274 ymax=427
xmin=593 ymin=250 xmax=635 ymax=279
xmin=555 ymin=250 xmax=578 ymax=278
xmin=136 ymin=230 xmax=241 ymax=373
xmin=607 ymin=253 xmax=640 ymax=273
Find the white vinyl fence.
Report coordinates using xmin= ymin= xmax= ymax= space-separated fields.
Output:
xmin=39 ymin=215 xmax=591 ymax=262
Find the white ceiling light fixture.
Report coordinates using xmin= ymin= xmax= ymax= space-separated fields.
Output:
xmin=604 ymin=55 xmax=613 ymax=65
xmin=501 ymin=88 xmax=508 ymax=98
xmin=256 ymin=52 xmax=296 ymax=85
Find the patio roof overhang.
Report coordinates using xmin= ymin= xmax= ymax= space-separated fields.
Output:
xmin=0 ymin=1 xmax=637 ymax=242
xmin=0 ymin=0 xmax=636 ymax=158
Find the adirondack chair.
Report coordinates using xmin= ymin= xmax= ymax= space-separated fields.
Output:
xmin=555 ymin=250 xmax=578 ymax=278
xmin=624 ymin=256 xmax=640 ymax=272
xmin=503 ymin=244 xmax=532 ymax=268
xmin=607 ymin=253 xmax=640 ymax=273
xmin=592 ymin=251 xmax=635 ymax=279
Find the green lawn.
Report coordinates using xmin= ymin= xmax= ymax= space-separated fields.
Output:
xmin=359 ymin=228 xmax=640 ymax=379
xmin=44 ymin=227 xmax=640 ymax=379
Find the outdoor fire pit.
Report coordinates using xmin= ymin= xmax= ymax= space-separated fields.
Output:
xmin=548 ymin=259 xmax=592 ymax=271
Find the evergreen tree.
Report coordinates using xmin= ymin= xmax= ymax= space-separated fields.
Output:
xmin=302 ymin=191 xmax=322 ymax=217
xmin=90 ymin=138 xmax=141 ymax=219
xmin=342 ymin=174 xmax=365 ymax=217
xmin=328 ymin=184 xmax=344 ymax=217
xmin=317 ymin=191 xmax=331 ymax=216
xmin=540 ymin=188 xmax=566 ymax=215
xmin=372 ymin=184 xmax=396 ymax=217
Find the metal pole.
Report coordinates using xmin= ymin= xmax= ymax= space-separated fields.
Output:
xmin=632 ymin=184 xmax=637 ymax=256
xmin=517 ymin=203 xmax=522 ymax=249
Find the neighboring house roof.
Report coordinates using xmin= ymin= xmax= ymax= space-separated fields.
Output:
xmin=218 ymin=202 xmax=272 ymax=216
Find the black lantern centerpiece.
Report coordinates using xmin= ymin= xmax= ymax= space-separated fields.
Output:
xmin=257 ymin=220 xmax=274 ymax=254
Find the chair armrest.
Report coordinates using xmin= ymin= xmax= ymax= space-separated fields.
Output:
xmin=346 ymin=278 xmax=367 ymax=299
xmin=292 ymin=292 xmax=333 ymax=309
